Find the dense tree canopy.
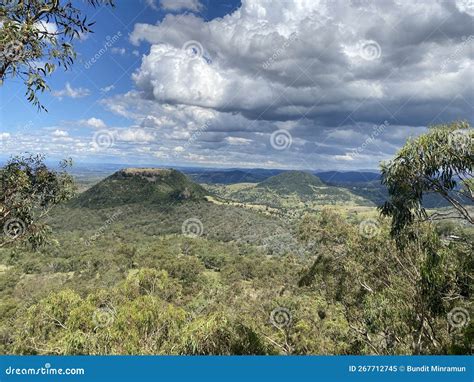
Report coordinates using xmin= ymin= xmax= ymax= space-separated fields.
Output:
xmin=0 ymin=202 xmax=471 ymax=355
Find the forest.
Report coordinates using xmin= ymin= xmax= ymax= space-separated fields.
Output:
xmin=0 ymin=123 xmax=472 ymax=356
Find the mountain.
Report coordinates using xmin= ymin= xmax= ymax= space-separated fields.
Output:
xmin=53 ymin=168 xmax=302 ymax=256
xmin=70 ymin=168 xmax=207 ymax=208
xmin=184 ymin=168 xmax=284 ymax=184
xmin=205 ymin=170 xmax=373 ymax=208
xmin=315 ymin=171 xmax=380 ymax=184
xmin=183 ymin=168 xmax=382 ymax=186
xmin=258 ymin=171 xmax=325 ymax=197
xmin=187 ymin=169 xmax=264 ymax=184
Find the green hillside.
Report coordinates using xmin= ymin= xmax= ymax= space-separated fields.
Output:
xmin=205 ymin=170 xmax=373 ymax=210
xmin=1 ymin=165 xmax=472 ymax=356
xmin=258 ymin=171 xmax=325 ymax=196
xmin=70 ymin=168 xmax=207 ymax=208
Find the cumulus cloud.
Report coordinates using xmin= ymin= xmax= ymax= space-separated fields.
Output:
xmin=51 ymin=129 xmax=74 ymax=142
xmin=116 ymin=128 xmax=155 ymax=143
xmin=80 ymin=117 xmax=108 ymax=129
xmin=53 ymin=83 xmax=91 ymax=99
xmin=113 ymin=0 xmax=474 ymax=169
xmin=14 ymin=0 xmax=454 ymax=169
xmin=130 ymin=1 xmax=472 ymax=125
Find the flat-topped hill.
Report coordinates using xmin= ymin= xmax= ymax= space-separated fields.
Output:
xmin=70 ymin=168 xmax=207 ymax=208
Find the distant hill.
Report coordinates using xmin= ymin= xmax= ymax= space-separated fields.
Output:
xmin=188 ymin=169 xmax=265 ymax=184
xmin=184 ymin=168 xmax=382 ymax=186
xmin=315 ymin=171 xmax=380 ymax=184
xmin=185 ymin=168 xmax=283 ymax=184
xmin=70 ymin=168 xmax=207 ymax=208
xmin=205 ymin=170 xmax=373 ymax=208
xmin=259 ymin=171 xmax=325 ymax=196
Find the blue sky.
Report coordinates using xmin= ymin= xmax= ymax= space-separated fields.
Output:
xmin=1 ymin=0 xmax=472 ymax=170
xmin=1 ymin=1 xmax=240 ymax=139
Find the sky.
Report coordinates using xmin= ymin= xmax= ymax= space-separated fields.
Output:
xmin=0 ymin=0 xmax=473 ymax=171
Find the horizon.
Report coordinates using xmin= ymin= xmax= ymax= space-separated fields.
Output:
xmin=0 ymin=156 xmax=382 ymax=174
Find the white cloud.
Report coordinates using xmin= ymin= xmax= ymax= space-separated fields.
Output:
xmin=334 ymin=154 xmax=355 ymax=162
xmin=165 ymin=130 xmax=191 ymax=140
xmin=160 ymin=0 xmax=203 ymax=12
xmin=53 ymin=83 xmax=90 ymax=99
xmin=116 ymin=128 xmax=155 ymax=142
xmin=81 ymin=117 xmax=107 ymax=129
xmin=144 ymin=0 xmax=158 ymax=10
xmin=226 ymin=137 xmax=252 ymax=145
xmin=100 ymin=85 xmax=115 ymax=93
xmin=455 ymin=0 xmax=474 ymax=16
xmin=113 ymin=0 xmax=474 ymax=169
xmin=52 ymin=129 xmax=69 ymax=137
xmin=34 ymin=21 xmax=57 ymax=34
xmin=29 ymin=0 xmax=472 ymax=170
xmin=130 ymin=0 xmax=472 ymax=127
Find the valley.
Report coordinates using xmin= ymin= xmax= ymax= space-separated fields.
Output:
xmin=0 ymin=164 xmax=472 ymax=355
